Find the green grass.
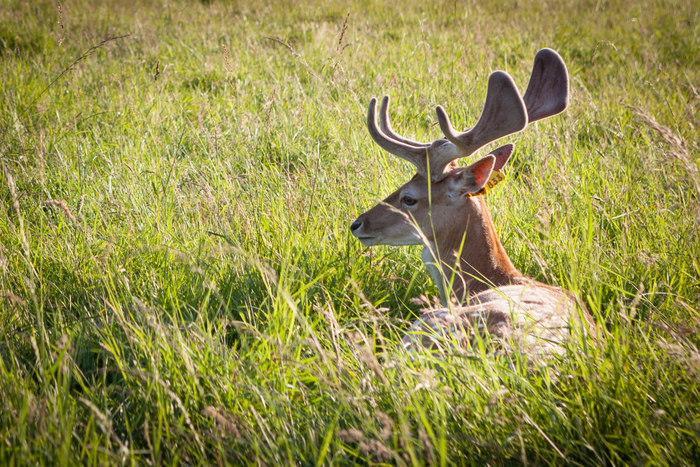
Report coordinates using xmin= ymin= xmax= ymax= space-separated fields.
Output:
xmin=1 ymin=0 xmax=699 ymax=464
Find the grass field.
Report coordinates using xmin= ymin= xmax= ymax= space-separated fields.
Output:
xmin=1 ymin=0 xmax=699 ymax=464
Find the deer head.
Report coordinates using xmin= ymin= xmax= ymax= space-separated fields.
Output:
xmin=350 ymin=49 xmax=569 ymax=302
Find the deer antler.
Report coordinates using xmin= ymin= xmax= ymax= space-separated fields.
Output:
xmin=366 ymin=97 xmax=430 ymax=173
xmin=523 ymin=48 xmax=569 ymax=123
xmin=366 ymin=49 xmax=569 ymax=182
xmin=378 ymin=96 xmax=430 ymax=148
xmin=366 ymin=72 xmax=526 ymax=181
xmin=434 ymin=71 xmax=528 ymax=177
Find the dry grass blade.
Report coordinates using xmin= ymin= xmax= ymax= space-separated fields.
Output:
xmin=627 ymin=105 xmax=699 ymax=194
xmin=0 ymin=34 xmax=131 ymax=146
xmin=336 ymin=13 xmax=350 ymax=54
xmin=201 ymin=406 xmax=242 ymax=438
xmin=263 ymin=36 xmax=322 ymax=82
xmin=43 ymin=199 xmax=77 ymax=224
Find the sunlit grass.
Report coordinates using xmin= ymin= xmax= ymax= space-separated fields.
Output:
xmin=1 ymin=0 xmax=699 ymax=464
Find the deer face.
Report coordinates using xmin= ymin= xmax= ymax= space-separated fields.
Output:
xmin=350 ymin=173 xmax=429 ymax=247
xmin=350 ymin=155 xmax=498 ymax=246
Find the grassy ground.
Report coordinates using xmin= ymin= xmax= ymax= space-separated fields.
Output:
xmin=1 ymin=0 xmax=699 ymax=464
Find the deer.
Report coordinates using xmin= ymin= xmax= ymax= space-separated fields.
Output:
xmin=350 ymin=49 xmax=595 ymax=355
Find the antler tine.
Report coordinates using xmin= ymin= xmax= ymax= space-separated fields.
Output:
xmin=366 ymin=97 xmax=428 ymax=175
xmin=378 ymin=96 xmax=431 ymax=148
xmin=523 ymin=48 xmax=569 ymax=123
xmin=434 ymin=71 xmax=528 ymax=176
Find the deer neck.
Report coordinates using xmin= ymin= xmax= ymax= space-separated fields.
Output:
xmin=421 ymin=196 xmax=521 ymax=306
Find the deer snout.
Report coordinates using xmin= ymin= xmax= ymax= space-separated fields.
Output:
xmin=350 ymin=215 xmax=375 ymax=245
xmin=350 ymin=211 xmax=372 ymax=236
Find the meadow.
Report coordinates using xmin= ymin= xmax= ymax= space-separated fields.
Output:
xmin=1 ymin=0 xmax=699 ymax=464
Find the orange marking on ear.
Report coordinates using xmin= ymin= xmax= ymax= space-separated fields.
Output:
xmin=465 ymin=170 xmax=506 ymax=198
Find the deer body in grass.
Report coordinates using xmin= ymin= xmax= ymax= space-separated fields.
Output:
xmin=350 ymin=49 xmax=594 ymax=354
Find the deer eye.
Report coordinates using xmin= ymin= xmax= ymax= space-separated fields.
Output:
xmin=401 ymin=195 xmax=417 ymax=206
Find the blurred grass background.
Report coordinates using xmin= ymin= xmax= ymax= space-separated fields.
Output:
xmin=1 ymin=0 xmax=699 ymax=464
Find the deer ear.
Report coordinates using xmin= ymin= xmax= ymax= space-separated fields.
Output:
xmin=453 ymin=155 xmax=496 ymax=195
xmin=488 ymin=143 xmax=514 ymax=171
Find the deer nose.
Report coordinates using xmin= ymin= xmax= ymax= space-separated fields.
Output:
xmin=350 ymin=220 xmax=362 ymax=233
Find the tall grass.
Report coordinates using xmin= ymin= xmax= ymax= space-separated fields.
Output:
xmin=1 ymin=0 xmax=699 ymax=463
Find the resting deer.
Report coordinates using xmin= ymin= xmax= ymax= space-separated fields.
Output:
xmin=351 ymin=49 xmax=594 ymax=354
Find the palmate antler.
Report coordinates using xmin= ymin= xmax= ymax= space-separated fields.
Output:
xmin=366 ymin=48 xmax=569 ymax=182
